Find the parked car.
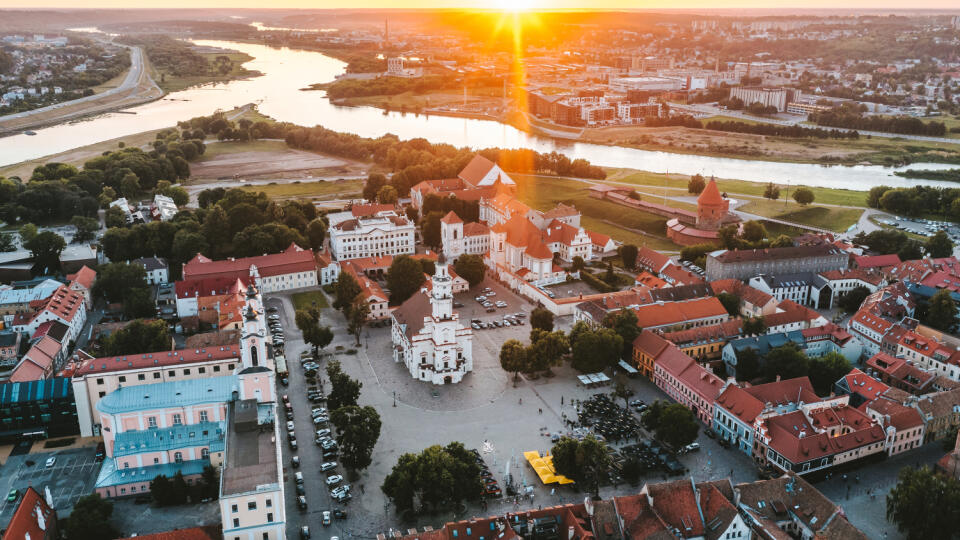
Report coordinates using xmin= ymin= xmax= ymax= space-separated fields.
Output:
xmin=300 ymin=526 xmax=311 ymax=539
xmin=7 ymin=489 xmax=19 ymax=503
xmin=326 ymin=475 xmax=343 ymax=486
xmin=316 ymin=429 xmax=331 ymax=438
xmin=322 ymin=510 xmax=331 ymax=526
xmin=320 ymin=461 xmax=337 ymax=472
xmin=297 ymin=496 xmax=307 ymax=510
xmin=295 ymin=471 xmax=304 ymax=484
xmin=95 ymin=442 xmax=106 ymax=461
xmin=45 ymin=457 xmax=56 ymax=468
xmin=683 ymin=443 xmax=701 ymax=454
xmin=333 ymin=510 xmax=347 ymax=519
xmin=291 ymin=456 xmax=300 ymax=468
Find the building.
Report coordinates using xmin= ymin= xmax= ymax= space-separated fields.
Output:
xmin=817 ymin=268 xmax=884 ymax=309
xmin=315 ymin=250 xmax=340 ymax=286
xmin=631 ymin=330 xmax=671 ymax=379
xmin=1 ymin=486 xmax=58 ymax=540
xmin=439 ymin=211 xmax=490 ymax=260
xmin=653 ymin=343 xmax=724 ymax=424
xmin=65 ymin=265 xmax=96 ymax=306
xmin=705 ymin=245 xmax=848 ymax=282
xmin=722 ymin=323 xmax=858 ymax=378
xmin=666 ymin=178 xmax=740 ymax=247
xmin=748 ymin=272 xmax=831 ymax=309
xmin=0 ymin=377 xmax=79 ymax=443
xmin=916 ymin=387 xmax=960 ymax=442
xmin=896 ymin=330 xmax=960 ymax=381
xmin=182 ymin=244 xmax=317 ymax=294
xmin=9 ymin=335 xmax=65 ymax=383
xmin=9 ymin=284 xmax=86 ymax=345
xmin=0 ymin=330 xmax=22 ymax=367
xmin=339 ymin=260 xmax=389 ymax=320
xmin=864 ymin=394 xmax=925 ymax=456
xmin=390 ymin=261 xmax=473 ymax=385
xmin=711 ymin=279 xmax=779 ymax=317
xmin=614 ymin=478 xmax=746 ymax=539
xmin=328 ymin=208 xmax=415 ymax=261
xmin=736 ymin=473 xmax=869 ymax=539
xmin=0 ymin=278 xmax=63 ymax=316
xmin=219 ymin=398 xmax=286 ymax=540
xmin=662 ymin=319 xmax=744 ymax=362
xmin=864 ymin=352 xmax=938 ymax=395
xmin=70 ymin=345 xmax=243 ymax=438
xmin=729 ymin=87 xmax=797 ymax=112
xmin=134 ymin=257 xmax=170 ymax=285
xmin=632 ymin=297 xmax=729 ymax=331
xmin=151 ymin=194 xmax=179 ymax=222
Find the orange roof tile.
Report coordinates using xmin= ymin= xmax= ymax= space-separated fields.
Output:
xmin=697 ymin=178 xmax=724 ymax=206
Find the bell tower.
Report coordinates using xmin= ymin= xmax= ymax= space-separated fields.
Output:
xmin=431 ymin=259 xmax=453 ymax=321
xmin=240 ymin=272 xmax=267 ymax=370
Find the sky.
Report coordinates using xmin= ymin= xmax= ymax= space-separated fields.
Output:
xmin=1 ymin=1 xmax=959 ymax=9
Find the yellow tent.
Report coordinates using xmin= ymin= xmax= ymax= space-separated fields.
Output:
xmin=523 ymin=450 xmax=574 ymax=484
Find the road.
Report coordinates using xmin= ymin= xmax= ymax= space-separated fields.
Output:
xmin=0 ymin=42 xmax=163 ymax=136
xmin=681 ymin=102 xmax=959 ymax=144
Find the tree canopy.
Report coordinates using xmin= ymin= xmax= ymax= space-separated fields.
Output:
xmin=330 ymin=405 xmax=382 ymax=472
xmin=887 ymin=466 xmax=960 ymax=540
xmin=381 ymin=442 xmax=484 ymax=514
xmin=386 ymin=255 xmax=427 ymax=305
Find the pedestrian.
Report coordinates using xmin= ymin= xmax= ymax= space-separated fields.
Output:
xmin=539 ymin=408 xmax=543 ymax=415
xmin=519 ymin=398 xmax=522 ymax=405
xmin=561 ymin=396 xmax=564 ymax=405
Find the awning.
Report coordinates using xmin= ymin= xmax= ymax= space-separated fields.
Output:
xmin=618 ymin=360 xmax=638 ymax=374
xmin=523 ymin=450 xmax=574 ymax=485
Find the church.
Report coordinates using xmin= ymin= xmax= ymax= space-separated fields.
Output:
xmin=390 ymin=260 xmax=473 ymax=385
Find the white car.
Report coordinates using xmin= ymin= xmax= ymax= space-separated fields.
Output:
xmin=320 ymin=461 xmax=337 ymax=471
xmin=286 ymin=421 xmax=295 ymax=431
xmin=326 ymin=475 xmax=343 ymax=486
xmin=45 ymin=457 xmax=56 ymax=468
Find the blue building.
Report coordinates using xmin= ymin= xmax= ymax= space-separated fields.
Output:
xmin=0 ymin=377 xmax=79 ymax=443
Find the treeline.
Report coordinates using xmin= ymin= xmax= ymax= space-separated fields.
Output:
xmin=894 ymin=169 xmax=960 ymax=183
xmin=811 ymin=106 xmax=947 ymax=137
xmin=0 ymin=129 xmax=200 ymax=225
xmin=704 ymin=120 xmax=859 ymax=140
xmin=867 ymin=184 xmax=960 ymax=220
xmin=101 ymin=187 xmax=325 ymax=274
xmin=120 ymin=35 xmax=209 ymax=77
xmin=326 ymin=74 xmax=459 ymax=99
xmin=643 ymin=115 xmax=703 ymax=128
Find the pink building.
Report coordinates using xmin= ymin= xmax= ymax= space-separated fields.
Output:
xmin=653 ymin=342 xmax=724 ymax=425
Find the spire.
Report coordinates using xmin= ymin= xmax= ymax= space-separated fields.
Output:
xmin=697 ymin=177 xmax=724 ymax=207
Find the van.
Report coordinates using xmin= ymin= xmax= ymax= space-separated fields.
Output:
xmin=295 ymin=472 xmax=304 ymax=484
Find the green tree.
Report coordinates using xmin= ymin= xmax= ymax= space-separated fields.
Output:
xmin=571 ymin=327 xmax=622 ymax=372
xmin=453 ymin=253 xmax=485 ymax=288
xmin=363 ymin=173 xmax=388 ymax=202
xmin=334 ymin=272 xmax=362 ymax=312
xmin=330 ymin=405 xmax=382 ymax=472
xmin=654 ymin=403 xmax=700 ymax=449
xmin=93 ymin=262 xmax=148 ymax=303
xmin=602 ymin=308 xmax=641 ymax=359
xmin=381 ymin=442 xmax=483 ymax=513
xmin=150 ymin=474 xmax=174 ymax=505
xmin=347 ymin=294 xmax=370 ymax=346
xmin=620 ymin=244 xmax=638 ymax=270
xmin=734 ymin=347 xmax=760 ymax=382
xmin=867 ymin=185 xmax=892 ymax=208
xmin=792 ymin=187 xmax=815 ymax=206
xmin=71 ymin=215 xmax=100 ymax=243
xmin=421 ymin=210 xmax=444 ymax=249
xmin=171 ymin=230 xmax=209 ymax=265
xmin=838 ymin=285 xmax=870 ymax=313
xmin=741 ymin=220 xmax=767 ymax=243
xmin=63 ymin=493 xmax=117 ymax=540
xmin=571 ymin=255 xmax=586 ymax=272
xmin=304 ymin=325 xmax=334 ymax=356
xmin=377 ymin=185 xmax=399 ymax=205
xmin=499 ymin=339 xmax=528 ymax=382
xmin=763 ymin=182 xmax=781 ymax=201
xmin=326 ymin=360 xmax=362 ymax=411
xmin=551 ymin=435 xmax=610 ymax=499
xmin=717 ymin=292 xmax=741 ymax=316
xmin=530 ymin=307 xmax=554 ymax=332
xmin=926 ymin=290 xmax=958 ymax=333
xmin=743 ymin=316 xmax=766 ymax=335
xmin=613 ymin=373 xmax=634 ymax=408
xmin=770 ymin=234 xmax=794 ymax=248
xmin=120 ymin=172 xmax=141 ymax=198
xmin=688 ymin=174 xmax=706 ymax=194
xmin=386 ymin=255 xmax=427 ymax=305
xmin=25 ymin=230 xmax=66 ymax=274
xmin=887 ymin=467 xmax=960 ymax=540
xmin=170 ymin=471 xmax=189 ymax=504
xmin=808 ymin=352 xmax=852 ymax=396
xmin=527 ymin=329 xmax=570 ymax=372
xmin=123 ymin=287 xmax=157 ymax=319
xmin=926 ymin=230 xmax=954 ymax=258
xmin=105 ymin=206 xmax=127 ymax=228
xmin=19 ymin=223 xmax=38 ymax=243
xmin=381 ymin=453 xmax=418 ymax=512
xmin=0 ymin=232 xmax=14 ymax=252
xmin=103 ymin=319 xmax=171 ymax=356
xmin=899 ymin=239 xmax=924 ymax=261
xmin=763 ymin=343 xmax=810 ymax=382
xmin=306 ymin=218 xmax=326 ymax=251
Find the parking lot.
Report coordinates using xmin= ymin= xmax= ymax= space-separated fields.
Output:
xmin=875 ymin=215 xmax=960 ymax=243
xmin=263 ymin=277 xmax=759 ymax=538
xmin=0 ymin=447 xmax=101 ymax=523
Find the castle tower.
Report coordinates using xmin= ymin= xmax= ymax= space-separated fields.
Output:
xmin=696 ymin=177 xmax=729 ymax=231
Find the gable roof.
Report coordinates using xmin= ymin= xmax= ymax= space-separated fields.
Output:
xmin=182 ymin=243 xmax=315 ymax=281
xmin=440 ymin=211 xmax=463 ymax=225
xmin=66 ymin=265 xmax=96 ymax=290
xmin=459 ymin=154 xmax=515 ymax=187
xmin=3 ymin=486 xmax=56 ymax=540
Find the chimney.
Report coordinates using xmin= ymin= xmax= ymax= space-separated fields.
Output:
xmin=776 ymin=374 xmax=782 ymax=382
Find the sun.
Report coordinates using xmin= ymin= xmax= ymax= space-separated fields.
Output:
xmin=493 ymin=0 xmax=539 ymax=11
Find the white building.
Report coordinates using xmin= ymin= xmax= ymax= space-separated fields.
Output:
xmin=328 ymin=209 xmax=415 ymax=261
xmin=151 ymin=194 xmax=178 ymax=222
xmin=390 ymin=262 xmax=473 ymax=385
xmin=440 ymin=212 xmax=489 ymax=260
xmin=134 ymin=256 xmax=169 ymax=285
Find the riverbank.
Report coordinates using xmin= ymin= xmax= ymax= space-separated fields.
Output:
xmin=149 ymin=50 xmax=262 ymax=93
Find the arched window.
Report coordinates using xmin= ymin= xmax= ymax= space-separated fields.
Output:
xmin=174 ymin=452 xmax=183 ymax=464
xmin=201 ymin=448 xmax=209 ymax=459
xmin=249 ymin=343 xmax=259 ymax=366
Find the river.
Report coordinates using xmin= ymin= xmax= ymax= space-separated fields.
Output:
xmin=1 ymin=37 xmax=957 ymax=191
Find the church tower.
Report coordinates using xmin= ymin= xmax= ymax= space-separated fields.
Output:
xmin=431 ymin=259 xmax=453 ymax=321
xmin=440 ymin=211 xmax=464 ymax=260
xmin=240 ymin=268 xmax=268 ymax=371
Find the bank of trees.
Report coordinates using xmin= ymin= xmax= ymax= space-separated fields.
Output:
xmin=811 ymin=104 xmax=947 ymax=136
xmin=705 ymin=119 xmax=858 ymax=139
xmin=641 ymin=401 xmax=700 ymax=449
xmin=326 ymin=74 xmax=459 ymax=100
xmin=867 ymin=185 xmax=960 ymax=221
xmin=101 ymin=319 xmax=171 ymax=357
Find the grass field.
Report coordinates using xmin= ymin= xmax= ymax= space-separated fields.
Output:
xmin=198 ymin=140 xmax=291 ymax=159
xmin=605 ymin=168 xmax=870 ymax=207
xmin=737 ymin=198 xmax=864 ymax=232
xmin=151 ymin=52 xmax=258 ymax=93
xmin=292 ymin=290 xmax=330 ymax=310
xmin=238 ymin=179 xmax=362 ymax=200
xmin=514 ymin=174 xmax=681 ymax=251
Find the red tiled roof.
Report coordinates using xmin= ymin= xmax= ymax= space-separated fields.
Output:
xmin=819 ymin=268 xmax=883 ymax=286
xmin=458 ymin=154 xmax=497 ymax=186
xmin=66 ymin=265 xmax=96 ymax=290
xmin=633 ymin=329 xmax=670 ymax=358
xmin=463 ymin=221 xmax=489 ymax=237
xmin=632 ymin=297 xmax=727 ymax=329
xmin=715 ymin=377 xmax=819 ymax=424
xmin=635 ymin=272 xmax=668 ymax=289
xmin=3 ymin=487 xmax=56 ymax=540
xmin=866 ymin=396 xmax=924 ymax=430
xmin=637 ymin=247 xmax=672 ymax=274
xmin=75 ymin=345 xmax=239 ymax=376
xmin=10 ymin=336 xmax=61 ymax=383
xmin=662 ymin=319 xmax=743 ymax=347
xmin=657 ymin=344 xmax=724 ymax=402
xmin=587 ymin=230 xmax=613 ymax=249
xmin=855 ymin=254 xmax=901 ymax=269
xmin=351 ymin=203 xmax=396 ymax=217
xmin=182 ymin=243 xmax=315 ymax=281
xmin=440 ymin=211 xmax=462 ymax=224
xmin=32 ymin=285 xmax=85 ymax=324
xmin=660 ymin=264 xmax=705 ymax=286
xmin=697 ymin=178 xmax=725 ymax=207
xmin=843 ymin=369 xmax=889 ymax=401
xmin=175 ymin=277 xmax=250 ymax=300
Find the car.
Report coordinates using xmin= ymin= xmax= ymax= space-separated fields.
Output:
xmin=287 ymin=421 xmax=295 ymax=431
xmin=312 ymin=407 xmax=328 ymax=417
xmin=453 ymin=302 xmax=464 ymax=308
xmin=683 ymin=443 xmax=701 ymax=454
xmin=495 ymin=301 xmax=507 ymax=307
xmin=268 ymin=314 xmax=280 ymax=320
xmin=705 ymin=430 xmax=717 ymax=439
xmin=291 ymin=456 xmax=300 ymax=468
xmin=323 ymin=450 xmax=338 ymax=460
xmin=333 ymin=492 xmax=352 ymax=503
xmin=629 ymin=399 xmax=645 ymax=408
xmin=296 ymin=484 xmax=305 ymax=495
xmin=289 ymin=439 xmax=298 ymax=450
xmin=313 ymin=416 xmax=329 ymax=425
xmin=287 ymin=430 xmax=296 ymax=441
xmin=95 ymin=442 xmax=106 ymax=461
xmin=316 ymin=428 xmax=331 ymax=438
xmin=280 ymin=377 xmax=289 ymax=386
xmin=300 ymin=525 xmax=311 ymax=539
xmin=486 ymin=307 xmax=496 ymax=313
xmin=322 ymin=510 xmax=331 ymax=525
xmin=295 ymin=471 xmax=304 ymax=484
xmin=7 ymin=489 xmax=19 ymax=503
xmin=471 ymin=323 xmax=480 ymax=329
xmin=486 ymin=291 xmax=496 ymax=296
xmin=333 ymin=509 xmax=347 ymax=519
xmin=297 ymin=495 xmax=307 ymax=510
xmin=326 ymin=475 xmax=343 ymax=486
xmin=331 ymin=485 xmax=350 ymax=497
xmin=267 ymin=306 xmax=278 ymax=313
xmin=45 ymin=457 xmax=56 ymax=468
xmin=282 ymin=394 xmax=290 ymax=403
xmin=320 ymin=461 xmax=338 ymax=472
xmin=322 ymin=441 xmax=338 ymax=451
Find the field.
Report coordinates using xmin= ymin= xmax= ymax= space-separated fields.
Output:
xmin=189 ymin=140 xmax=366 ymax=181
xmin=514 ymin=174 xmax=681 ymax=252
xmin=237 ymin=179 xmax=363 ymax=201
xmin=737 ymin=198 xmax=864 ymax=232
xmin=580 ymin=124 xmax=960 ymax=166
xmin=292 ymin=290 xmax=330 ymax=310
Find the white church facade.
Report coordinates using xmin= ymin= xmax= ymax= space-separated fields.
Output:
xmin=390 ymin=261 xmax=473 ymax=385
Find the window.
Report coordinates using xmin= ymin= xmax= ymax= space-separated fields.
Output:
xmin=153 ymin=458 xmax=159 ymax=464
xmin=199 ymin=367 xmax=206 ymax=374
xmin=174 ymin=452 xmax=183 ymax=463
xmin=168 ymin=370 xmax=175 ymax=377
xmin=138 ymin=374 xmax=145 ymax=381
xmin=213 ymin=365 xmax=221 ymax=372
xmin=96 ymin=378 xmax=104 ymax=385
xmin=200 ymin=411 xmax=209 ymax=422
xmin=262 ymin=534 xmax=269 ymax=540
xmin=183 ymin=369 xmax=191 ymax=375
xmin=201 ymin=448 xmax=209 ymax=459
xmin=172 ymin=414 xmax=182 ymax=425
xmin=248 ymin=501 xmax=257 ymax=510
xmin=98 ymin=391 xmax=106 ymax=398
xmin=153 ymin=372 xmax=160 ymax=379
xmin=265 ymin=499 xmax=272 ymax=507
xmin=118 ymin=376 xmax=126 ymax=383
xmin=148 ymin=416 xmax=157 ymax=429
xmin=267 ymin=512 xmax=273 ymax=522
xmin=233 ymin=518 xmax=239 ymax=528
xmin=231 ymin=504 xmax=238 ymax=513
xmin=228 ymin=364 xmax=235 ymax=370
